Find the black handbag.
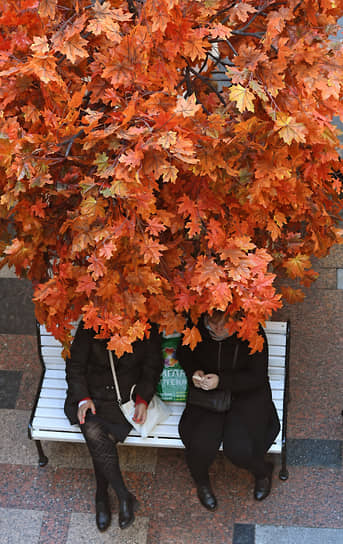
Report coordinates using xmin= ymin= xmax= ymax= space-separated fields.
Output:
xmin=187 ymin=386 xmax=232 ymax=412
xmin=187 ymin=344 xmax=239 ymax=413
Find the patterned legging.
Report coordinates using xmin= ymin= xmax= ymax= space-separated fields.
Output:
xmin=81 ymin=415 xmax=130 ymax=501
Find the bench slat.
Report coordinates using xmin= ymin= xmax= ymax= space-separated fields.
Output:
xmin=37 ymin=397 xmax=65 ymax=409
xmin=265 ymin=333 xmax=286 ymax=346
xmin=264 ymin=321 xmax=287 ymax=333
xmin=39 ymin=389 xmax=67 ymax=400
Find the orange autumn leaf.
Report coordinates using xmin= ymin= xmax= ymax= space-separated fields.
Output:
xmin=283 ymin=255 xmax=312 ymax=279
xmin=142 ymin=239 xmax=168 ymax=264
xmin=231 ymin=3 xmax=256 ymax=23
xmin=174 ymin=94 xmax=202 ymax=117
xmin=107 ymin=334 xmax=134 ymax=358
xmin=182 ymin=326 xmax=202 ymax=350
xmin=146 ymin=217 xmax=167 ymax=237
xmin=26 ymin=55 xmax=64 ymax=85
xmin=76 ymin=274 xmax=97 ymax=296
xmin=88 ymin=255 xmax=107 ymax=280
xmin=182 ymin=29 xmax=208 ymax=62
xmin=280 ymin=286 xmax=305 ymax=304
xmin=55 ymin=34 xmax=88 ymax=64
xmin=39 ymin=0 xmax=57 ymax=19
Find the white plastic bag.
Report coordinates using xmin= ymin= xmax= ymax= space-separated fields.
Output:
xmin=108 ymin=351 xmax=170 ymax=438
xmin=121 ymin=389 xmax=171 ymax=438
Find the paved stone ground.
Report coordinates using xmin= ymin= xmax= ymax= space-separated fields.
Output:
xmin=1 ymin=248 xmax=343 ymax=544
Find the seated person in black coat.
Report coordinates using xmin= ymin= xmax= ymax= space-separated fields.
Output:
xmin=177 ymin=310 xmax=280 ymax=511
xmin=64 ymin=320 xmax=163 ymax=532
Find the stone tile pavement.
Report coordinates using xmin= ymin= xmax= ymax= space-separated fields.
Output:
xmin=1 ymin=248 xmax=343 ymax=543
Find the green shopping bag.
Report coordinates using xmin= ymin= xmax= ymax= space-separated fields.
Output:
xmin=157 ymin=332 xmax=188 ymax=402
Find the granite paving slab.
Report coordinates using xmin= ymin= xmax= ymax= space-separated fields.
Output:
xmin=0 ymin=335 xmax=39 ymax=372
xmin=233 ymin=523 xmax=255 ymax=544
xmin=147 ymin=449 xmax=237 ymax=543
xmin=0 ymin=409 xmax=40 ymax=465
xmin=0 ymin=409 xmax=158 ymax=472
xmin=234 ymin=466 xmax=343 ymax=528
xmin=0 ymin=463 xmax=155 ymax=517
xmin=0 ymin=279 xmax=36 ymax=335
xmin=118 ymin=444 xmax=158 ymax=473
xmin=0 ymin=409 xmax=52 ymax=466
xmin=0 ymin=507 xmax=43 ymax=544
xmin=38 ymin=511 xmax=70 ymax=544
xmin=0 ymin=334 xmax=41 ymax=411
xmin=287 ymin=438 xmax=342 ymax=468
xmin=255 ymin=524 xmax=343 ymax=544
xmin=274 ymin=290 xmax=343 ymax=440
xmin=0 ymin=265 xmax=16 ymax=278
xmin=66 ymin=513 xmax=149 ymax=544
xmin=0 ymin=371 xmax=22 ymax=409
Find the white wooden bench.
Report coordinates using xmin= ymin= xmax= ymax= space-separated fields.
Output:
xmin=29 ymin=320 xmax=290 ymax=480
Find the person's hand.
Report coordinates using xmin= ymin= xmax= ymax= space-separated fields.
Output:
xmin=192 ymin=370 xmax=205 ymax=388
xmin=201 ymin=374 xmax=219 ymax=391
xmin=77 ymin=399 xmax=96 ymax=424
xmin=133 ymin=403 xmax=147 ymax=424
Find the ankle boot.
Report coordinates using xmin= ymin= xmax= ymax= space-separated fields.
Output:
xmin=118 ymin=493 xmax=139 ymax=529
xmin=196 ymin=484 xmax=217 ymax=511
xmin=96 ymin=494 xmax=111 ymax=532
xmin=254 ymin=462 xmax=274 ymax=501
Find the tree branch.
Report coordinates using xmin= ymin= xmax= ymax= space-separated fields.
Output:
xmin=188 ymin=67 xmax=227 ymax=106
xmin=127 ymin=0 xmax=138 ymax=20
xmin=226 ymin=40 xmax=238 ymax=56
xmin=231 ymin=30 xmax=265 ymax=39
xmin=57 ymin=130 xmax=85 ymax=157
xmin=207 ymin=50 xmax=235 ymax=67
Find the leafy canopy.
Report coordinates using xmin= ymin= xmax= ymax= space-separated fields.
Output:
xmin=1 ymin=0 xmax=343 ymax=355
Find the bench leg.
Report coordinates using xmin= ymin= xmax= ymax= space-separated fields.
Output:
xmin=278 ymin=442 xmax=288 ymax=480
xmin=35 ymin=440 xmax=49 ymax=467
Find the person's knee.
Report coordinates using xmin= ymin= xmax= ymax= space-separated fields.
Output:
xmin=223 ymin=440 xmax=253 ymax=467
xmin=82 ymin=419 xmax=104 ymax=443
xmin=187 ymin=435 xmax=218 ymax=462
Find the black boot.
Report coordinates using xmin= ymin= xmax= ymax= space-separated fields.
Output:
xmin=96 ymin=495 xmax=111 ymax=532
xmin=118 ymin=493 xmax=139 ymax=529
xmin=196 ymin=484 xmax=217 ymax=511
xmin=254 ymin=462 xmax=274 ymax=501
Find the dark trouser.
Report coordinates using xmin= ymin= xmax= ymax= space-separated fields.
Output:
xmin=179 ymin=405 xmax=272 ymax=486
xmin=80 ymin=413 xmax=130 ymax=501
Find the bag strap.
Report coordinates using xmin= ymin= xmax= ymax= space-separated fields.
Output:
xmin=108 ymin=350 xmax=122 ymax=406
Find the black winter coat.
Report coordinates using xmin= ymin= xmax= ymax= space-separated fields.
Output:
xmin=176 ymin=317 xmax=280 ymax=454
xmin=64 ymin=320 xmax=163 ymax=425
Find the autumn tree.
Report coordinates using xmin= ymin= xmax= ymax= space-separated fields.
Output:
xmin=1 ymin=0 xmax=343 ymax=355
